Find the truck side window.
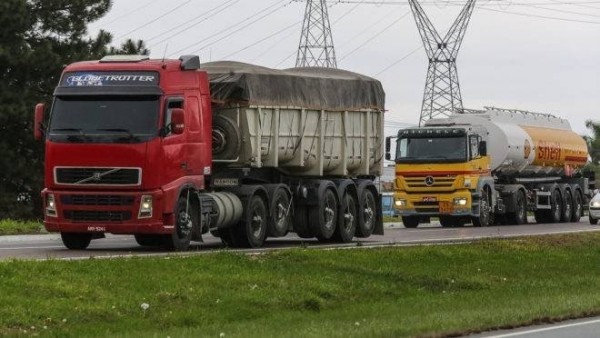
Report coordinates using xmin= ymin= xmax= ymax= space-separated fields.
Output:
xmin=164 ymin=97 xmax=184 ymax=136
xmin=470 ymin=135 xmax=480 ymax=159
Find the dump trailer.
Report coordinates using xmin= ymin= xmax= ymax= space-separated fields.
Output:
xmin=34 ymin=56 xmax=385 ymax=250
xmin=385 ymin=107 xmax=592 ymax=228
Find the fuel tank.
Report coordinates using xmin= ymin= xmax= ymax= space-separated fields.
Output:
xmin=429 ymin=108 xmax=589 ymax=177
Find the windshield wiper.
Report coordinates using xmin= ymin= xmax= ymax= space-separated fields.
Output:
xmin=50 ymin=128 xmax=91 ymax=142
xmin=52 ymin=128 xmax=84 ymax=134
xmin=95 ymin=128 xmax=140 ymax=141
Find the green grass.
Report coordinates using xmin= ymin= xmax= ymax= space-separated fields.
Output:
xmin=0 ymin=219 xmax=44 ymax=235
xmin=2 ymin=234 xmax=600 ymax=337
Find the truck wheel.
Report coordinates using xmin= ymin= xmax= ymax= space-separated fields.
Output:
xmin=216 ymin=228 xmax=240 ymax=248
xmin=590 ymin=215 xmax=599 ymax=225
xmin=166 ymin=197 xmax=195 ymax=251
xmin=293 ymin=205 xmax=313 ymax=238
xmin=332 ymin=192 xmax=357 ymax=243
xmin=356 ymin=188 xmax=377 ymax=237
xmin=402 ymin=216 xmax=419 ymax=228
xmin=134 ymin=234 xmax=164 ymax=247
xmin=561 ymin=191 xmax=573 ymax=223
xmin=61 ymin=233 xmax=92 ymax=250
xmin=534 ymin=210 xmax=548 ymax=224
xmin=549 ymin=189 xmax=562 ymax=223
xmin=235 ymin=195 xmax=268 ymax=248
xmin=309 ymin=188 xmax=338 ymax=241
xmin=439 ymin=216 xmax=453 ymax=228
xmin=267 ymin=186 xmax=291 ymax=237
xmin=472 ymin=189 xmax=491 ymax=227
xmin=507 ymin=190 xmax=527 ymax=225
xmin=571 ymin=190 xmax=583 ymax=222
xmin=212 ymin=115 xmax=241 ymax=160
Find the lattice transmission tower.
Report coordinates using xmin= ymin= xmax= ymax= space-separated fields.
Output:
xmin=296 ymin=0 xmax=337 ymax=68
xmin=409 ymin=0 xmax=476 ymax=126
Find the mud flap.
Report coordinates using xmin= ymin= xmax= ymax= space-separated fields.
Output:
xmin=373 ymin=192 xmax=384 ymax=235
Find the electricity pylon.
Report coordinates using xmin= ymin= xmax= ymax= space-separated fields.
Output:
xmin=296 ymin=0 xmax=337 ymax=68
xmin=409 ymin=0 xmax=476 ymax=126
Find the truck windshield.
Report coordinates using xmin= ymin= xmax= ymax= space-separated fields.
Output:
xmin=47 ymin=96 xmax=160 ymax=144
xmin=396 ymin=136 xmax=467 ymax=163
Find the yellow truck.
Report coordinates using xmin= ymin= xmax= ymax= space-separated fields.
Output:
xmin=385 ymin=107 xmax=593 ymax=228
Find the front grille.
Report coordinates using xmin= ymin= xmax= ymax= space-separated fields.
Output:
xmin=55 ymin=168 xmax=140 ymax=185
xmin=405 ymin=176 xmax=456 ymax=189
xmin=413 ymin=201 xmax=440 ymax=213
xmin=61 ymin=195 xmax=134 ymax=206
xmin=63 ymin=210 xmax=132 ymax=222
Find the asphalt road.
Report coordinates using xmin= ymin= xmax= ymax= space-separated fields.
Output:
xmin=474 ymin=317 xmax=600 ymax=338
xmin=0 ymin=217 xmax=598 ymax=261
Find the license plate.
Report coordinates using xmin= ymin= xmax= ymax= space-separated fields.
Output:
xmin=439 ymin=202 xmax=453 ymax=214
xmin=423 ymin=196 xmax=437 ymax=202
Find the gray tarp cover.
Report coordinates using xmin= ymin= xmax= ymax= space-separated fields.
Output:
xmin=202 ymin=61 xmax=385 ymax=111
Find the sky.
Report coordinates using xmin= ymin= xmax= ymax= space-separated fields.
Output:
xmin=87 ymin=0 xmax=600 ymax=136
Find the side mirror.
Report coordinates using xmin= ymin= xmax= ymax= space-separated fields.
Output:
xmin=479 ymin=140 xmax=487 ymax=157
xmin=34 ymin=103 xmax=46 ymax=141
xmin=385 ymin=136 xmax=394 ymax=161
xmin=170 ymin=108 xmax=185 ymax=135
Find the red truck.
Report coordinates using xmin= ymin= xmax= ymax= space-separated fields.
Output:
xmin=33 ymin=55 xmax=385 ymax=250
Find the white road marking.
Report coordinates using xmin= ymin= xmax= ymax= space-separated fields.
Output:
xmin=0 ymin=246 xmax=65 ymax=250
xmin=485 ymin=318 xmax=600 ymax=337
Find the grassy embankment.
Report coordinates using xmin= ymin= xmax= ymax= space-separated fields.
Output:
xmin=2 ymin=233 xmax=600 ymax=337
xmin=0 ymin=219 xmax=44 ymax=235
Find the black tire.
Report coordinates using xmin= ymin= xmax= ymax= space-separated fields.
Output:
xmin=356 ymin=188 xmax=377 ymax=237
xmin=166 ymin=197 xmax=195 ymax=251
xmin=267 ymin=186 xmax=291 ymax=237
xmin=571 ymin=190 xmax=583 ymax=223
xmin=234 ymin=195 xmax=268 ymax=248
xmin=549 ymin=189 xmax=562 ymax=223
xmin=472 ymin=189 xmax=492 ymax=227
xmin=61 ymin=232 xmax=92 ymax=250
xmin=439 ymin=216 xmax=453 ymax=228
xmin=332 ymin=192 xmax=358 ymax=243
xmin=561 ymin=191 xmax=573 ymax=223
xmin=453 ymin=218 xmax=465 ymax=227
xmin=507 ymin=190 xmax=527 ymax=225
xmin=534 ymin=210 xmax=548 ymax=224
xmin=217 ymin=228 xmax=240 ymax=248
xmin=402 ymin=216 xmax=419 ymax=228
xmin=134 ymin=234 xmax=164 ymax=247
xmin=212 ymin=115 xmax=241 ymax=160
xmin=590 ymin=216 xmax=599 ymax=225
xmin=310 ymin=188 xmax=338 ymax=241
xmin=293 ymin=205 xmax=313 ymax=238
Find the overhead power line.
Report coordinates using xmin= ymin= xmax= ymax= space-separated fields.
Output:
xmin=147 ymin=0 xmax=242 ymax=47
xmin=115 ymin=0 xmax=193 ymax=40
xmin=480 ymin=6 xmax=600 ymax=23
xmin=172 ymin=0 xmax=293 ymax=57
xmin=339 ymin=11 xmax=411 ymax=61
xmin=223 ymin=20 xmax=302 ymax=60
xmin=100 ymin=0 xmax=162 ymax=26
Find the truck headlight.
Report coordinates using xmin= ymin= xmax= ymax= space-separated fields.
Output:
xmin=454 ymin=198 xmax=468 ymax=206
xmin=592 ymin=201 xmax=600 ymax=208
xmin=138 ymin=195 xmax=153 ymax=219
xmin=46 ymin=193 xmax=57 ymax=217
xmin=394 ymin=199 xmax=407 ymax=207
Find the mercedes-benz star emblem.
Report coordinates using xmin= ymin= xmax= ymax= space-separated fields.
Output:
xmin=424 ymin=176 xmax=435 ymax=186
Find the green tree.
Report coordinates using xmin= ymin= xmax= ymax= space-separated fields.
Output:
xmin=585 ymin=120 xmax=600 ymax=165
xmin=0 ymin=0 xmax=149 ymax=220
